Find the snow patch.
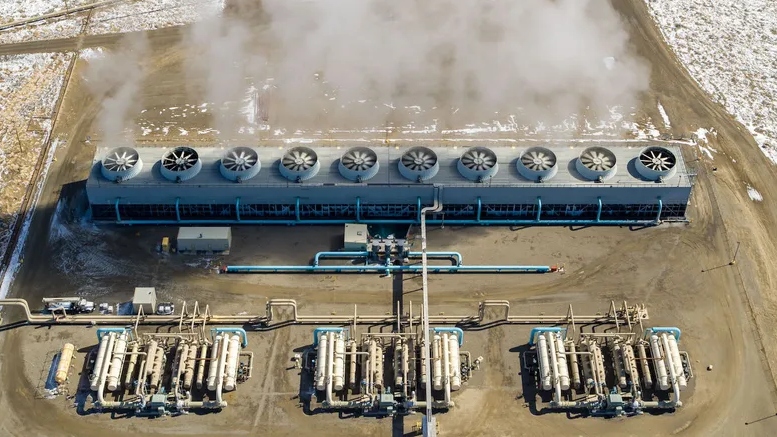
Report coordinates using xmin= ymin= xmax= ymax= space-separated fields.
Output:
xmin=657 ymin=102 xmax=671 ymax=128
xmin=747 ymin=185 xmax=763 ymax=202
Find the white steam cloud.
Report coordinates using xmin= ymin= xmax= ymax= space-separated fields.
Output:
xmin=85 ymin=33 xmax=149 ymax=145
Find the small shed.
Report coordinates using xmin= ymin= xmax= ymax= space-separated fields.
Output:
xmin=344 ymin=223 xmax=368 ymax=251
xmin=133 ymin=287 xmax=157 ymax=315
xmin=177 ymin=227 xmax=232 ymax=253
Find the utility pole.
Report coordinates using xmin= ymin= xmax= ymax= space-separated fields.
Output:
xmin=14 ymin=127 xmax=23 ymax=153
xmin=729 ymin=241 xmax=741 ymax=265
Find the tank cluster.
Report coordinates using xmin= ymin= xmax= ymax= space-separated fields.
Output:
xmin=528 ymin=327 xmax=690 ymax=416
xmin=88 ymin=327 xmax=253 ymax=416
xmin=303 ymin=327 xmax=480 ymax=416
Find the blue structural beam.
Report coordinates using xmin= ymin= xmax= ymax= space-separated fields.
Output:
xmin=644 ymin=327 xmax=681 ymax=341
xmin=97 ymin=327 xmax=128 ymax=342
xmin=224 ymin=264 xmax=552 ymax=274
xmin=114 ymin=198 xmax=121 ymax=222
xmin=211 ymin=327 xmax=248 ymax=347
xmin=536 ymin=197 xmax=542 ymax=222
xmin=596 ymin=197 xmax=602 ymax=223
xmin=476 ymin=197 xmax=482 ymax=223
xmin=236 ymin=197 xmax=241 ymax=222
xmin=656 ymin=198 xmax=663 ymax=223
xmin=528 ymin=327 xmax=567 ymax=346
xmin=313 ymin=327 xmax=344 ymax=346
xmin=433 ymin=327 xmax=464 ymax=346
xmin=175 ymin=197 xmax=181 ymax=222
xmin=356 ymin=197 xmax=361 ymax=223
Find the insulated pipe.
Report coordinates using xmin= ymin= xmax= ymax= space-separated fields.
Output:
xmin=448 ymin=335 xmax=461 ymax=391
xmin=623 ymin=343 xmax=640 ymax=389
xmin=647 ymin=327 xmax=682 ymax=341
xmin=225 ymin=264 xmax=553 ymax=274
xmin=547 ymin=332 xmax=562 ymax=404
xmin=224 ymin=335 xmax=241 ymax=391
xmin=325 ymin=330 xmax=335 ymax=405
xmin=611 ymin=342 xmax=627 ymax=389
xmin=660 ymin=334 xmax=682 ymax=407
xmin=211 ymin=328 xmax=248 ymax=348
xmin=442 ymin=333 xmax=452 ymax=407
xmin=333 ymin=334 xmax=346 ymax=392
xmin=567 ymin=341 xmax=581 ymax=389
xmin=555 ymin=334 xmax=570 ymax=391
xmin=374 ymin=343 xmax=384 ymax=390
xmin=637 ymin=342 xmax=653 ymax=390
xmin=123 ymin=343 xmax=139 ymax=389
xmin=215 ymin=328 xmax=230 ymax=408
xmin=419 ymin=338 xmax=428 ymax=385
xmin=394 ymin=339 xmax=404 ymax=388
xmin=95 ymin=333 xmax=116 ymax=400
xmin=196 ymin=343 xmax=208 ymax=390
xmin=145 ymin=340 xmax=158 ymax=375
xmin=537 ymin=333 xmax=552 ymax=391
xmin=135 ymin=353 xmax=147 ymax=397
xmin=184 ymin=343 xmax=197 ymax=389
xmin=348 ymin=340 xmax=357 ymax=389
xmin=149 ymin=346 xmax=165 ymax=391
xmin=433 ymin=327 xmax=464 ymax=346
xmin=315 ymin=333 xmax=329 ymax=391
xmin=107 ymin=331 xmax=128 ymax=392
xmin=207 ymin=336 xmax=222 ymax=391
xmin=650 ymin=335 xmax=669 ymax=391
xmin=666 ymin=334 xmax=687 ymax=389
xmin=90 ymin=333 xmax=112 ymax=390
xmin=432 ymin=335 xmax=443 ymax=391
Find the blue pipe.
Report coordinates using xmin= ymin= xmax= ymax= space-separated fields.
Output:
xmin=96 ymin=327 xmax=128 ymax=342
xmin=175 ymin=197 xmax=181 ymax=222
xmin=224 ymin=264 xmax=552 ymax=274
xmin=314 ymin=251 xmax=372 ymax=266
xmin=528 ymin=327 xmax=566 ymax=346
xmin=114 ymin=198 xmax=121 ymax=223
xmin=295 ymin=197 xmax=301 ymax=222
xmin=433 ymin=327 xmax=464 ymax=346
xmin=645 ymin=327 xmax=681 ymax=341
xmin=417 ymin=197 xmax=422 ymax=223
xmin=596 ymin=197 xmax=602 ymax=223
xmin=476 ymin=197 xmax=482 ymax=223
xmin=356 ymin=197 xmax=361 ymax=223
xmin=313 ymin=327 xmax=343 ymax=346
xmin=211 ymin=327 xmax=248 ymax=347
xmin=313 ymin=251 xmax=463 ymax=266
xmin=656 ymin=198 xmax=663 ymax=223
xmin=407 ymin=251 xmax=463 ymax=266
xmin=536 ymin=197 xmax=542 ymax=222
xmin=236 ymin=197 xmax=241 ymax=222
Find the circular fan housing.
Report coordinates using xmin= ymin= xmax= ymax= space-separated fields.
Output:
xmin=398 ymin=146 xmax=439 ymax=182
xmin=220 ymin=146 xmax=261 ymax=182
xmin=576 ymin=146 xmax=617 ymax=181
xmin=635 ymin=146 xmax=677 ymax=181
xmin=517 ymin=147 xmax=558 ymax=182
xmin=279 ymin=146 xmax=320 ymax=182
xmin=160 ymin=146 xmax=202 ymax=182
xmin=457 ymin=147 xmax=499 ymax=182
xmin=100 ymin=147 xmax=143 ymax=182
xmin=338 ymin=147 xmax=380 ymax=182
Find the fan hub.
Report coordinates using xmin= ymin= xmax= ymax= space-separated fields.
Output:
xmin=472 ymin=156 xmax=485 ymax=165
xmin=352 ymin=157 xmax=365 ymax=166
xmin=532 ymin=157 xmax=543 ymax=165
xmin=293 ymin=157 xmax=305 ymax=165
xmin=650 ymin=157 xmax=663 ymax=165
xmin=175 ymin=157 xmax=187 ymax=166
xmin=591 ymin=156 xmax=604 ymax=166
xmin=413 ymin=157 xmax=425 ymax=166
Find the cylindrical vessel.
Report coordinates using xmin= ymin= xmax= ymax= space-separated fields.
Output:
xmin=611 ymin=342 xmax=627 ymax=389
xmin=580 ymin=342 xmax=594 ymax=389
xmin=55 ymin=343 xmax=75 ymax=385
xmin=348 ymin=341 xmax=358 ymax=388
xmin=449 ymin=335 xmax=461 ymax=391
xmin=91 ymin=333 xmax=116 ymax=391
xmin=419 ymin=339 xmax=428 ymax=385
xmin=374 ymin=343 xmax=384 ymax=389
xmin=224 ymin=335 xmax=241 ymax=391
xmin=149 ymin=346 xmax=165 ymax=391
xmin=124 ymin=342 xmax=139 ymax=389
xmin=442 ymin=334 xmax=451 ymax=390
xmin=90 ymin=334 xmax=111 ymax=389
xmin=145 ymin=340 xmax=158 ymax=376
xmin=315 ymin=333 xmax=328 ymax=392
xmin=650 ymin=335 xmax=669 ymax=390
xmin=637 ymin=342 xmax=652 ymax=390
xmin=401 ymin=340 xmax=410 ymax=388
xmin=175 ymin=343 xmax=189 ymax=389
xmin=183 ymin=343 xmax=197 ymax=389
xmin=555 ymin=335 xmax=570 ymax=391
xmin=622 ymin=344 xmax=639 ymax=388
xmin=432 ymin=335 xmax=443 ymax=391
xmin=567 ymin=341 xmax=580 ymax=389
xmin=196 ymin=344 xmax=208 ymax=390
xmin=394 ymin=339 xmax=404 ymax=388
xmin=537 ymin=333 xmax=552 ymax=391
xmin=207 ymin=336 xmax=222 ymax=391
xmin=333 ymin=335 xmax=346 ymax=392
xmin=590 ymin=341 xmax=606 ymax=386
xmin=407 ymin=338 xmax=416 ymax=389
xmin=666 ymin=334 xmax=687 ymax=389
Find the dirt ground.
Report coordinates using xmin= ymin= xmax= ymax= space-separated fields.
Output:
xmin=2 ymin=1 xmax=777 ymax=436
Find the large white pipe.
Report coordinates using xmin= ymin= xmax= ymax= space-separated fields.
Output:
xmin=149 ymin=346 xmax=165 ymax=391
xmin=537 ymin=333 xmax=552 ymax=391
xmin=660 ymin=334 xmax=682 ymax=406
xmin=567 ymin=341 xmax=580 ymax=389
xmin=215 ymin=329 xmax=230 ymax=407
xmin=407 ymin=338 xmax=416 ymax=389
xmin=90 ymin=333 xmax=112 ymax=391
xmin=123 ymin=343 xmax=139 ymax=389
xmin=649 ymin=335 xmax=669 ymax=391
xmin=394 ymin=339 xmax=404 ymax=388
xmin=554 ymin=335 xmax=569 ymax=391
xmin=432 ymin=335 xmax=443 ymax=391
xmin=96 ymin=333 xmax=117 ymax=402
xmin=622 ymin=344 xmax=640 ymax=389
xmin=611 ymin=342 xmax=627 ymax=389
xmin=207 ymin=335 xmax=222 ymax=391
xmin=196 ymin=344 xmax=208 ymax=390
xmin=666 ymin=334 xmax=687 ymax=389
xmin=637 ymin=342 xmax=652 ymax=390
xmin=374 ymin=343 xmax=384 ymax=390
xmin=419 ymin=338 xmax=428 ymax=385
xmin=442 ymin=333 xmax=452 ymax=407
xmin=107 ymin=331 xmax=128 ymax=392
xmin=176 ymin=343 xmax=190 ymax=390
xmin=145 ymin=340 xmax=158 ymax=376
xmin=591 ymin=342 xmax=606 ymax=390
xmin=183 ymin=343 xmax=197 ymax=389
xmin=224 ymin=335 xmax=241 ymax=391
xmin=333 ymin=334 xmax=346 ymax=392
xmin=449 ymin=334 xmax=461 ymax=391
xmin=547 ymin=332 xmax=562 ymax=403
xmin=315 ymin=333 xmax=328 ymax=392
xmin=349 ymin=341 xmax=357 ymax=389
xmin=326 ymin=330 xmax=335 ymax=404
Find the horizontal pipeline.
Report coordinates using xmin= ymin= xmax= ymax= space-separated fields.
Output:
xmin=313 ymin=251 xmax=463 ymax=266
xmin=110 ymin=219 xmax=662 ymax=226
xmin=223 ymin=264 xmax=554 ymax=274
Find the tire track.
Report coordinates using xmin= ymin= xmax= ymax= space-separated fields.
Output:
xmin=253 ymin=327 xmax=288 ymax=427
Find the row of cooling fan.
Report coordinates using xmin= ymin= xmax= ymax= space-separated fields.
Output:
xmin=100 ymin=145 xmax=679 ymax=184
